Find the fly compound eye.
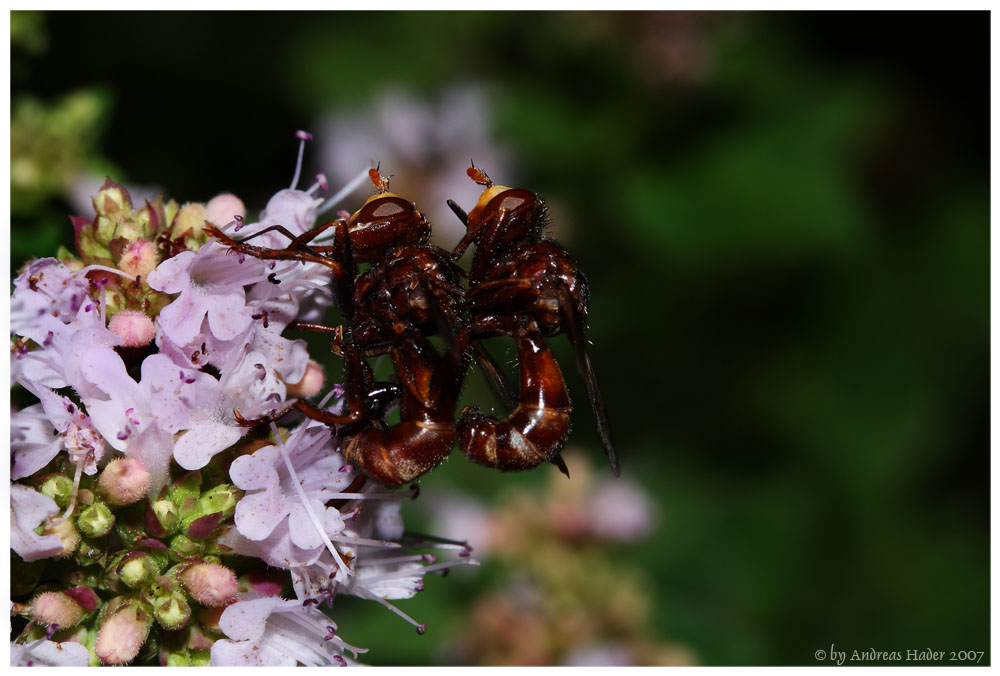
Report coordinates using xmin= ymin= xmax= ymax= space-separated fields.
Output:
xmin=371 ymin=199 xmax=406 ymax=219
xmin=351 ymin=195 xmax=414 ymax=231
xmin=487 ymin=188 xmax=535 ymax=215
xmin=498 ymin=193 xmax=526 ymax=211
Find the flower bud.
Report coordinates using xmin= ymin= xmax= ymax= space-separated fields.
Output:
xmin=108 ymin=310 xmax=156 ymax=348
xmin=98 ymin=457 xmax=151 ymax=506
xmin=117 ymin=240 xmax=158 ymax=278
xmin=119 ymin=552 xmax=155 ymax=589
xmin=168 ymin=471 xmax=202 ymax=508
xmin=206 ymin=193 xmax=246 ymax=227
xmin=172 ymin=202 xmax=208 ymax=240
xmin=77 ymin=502 xmax=115 ymax=538
xmin=180 ymin=562 xmax=238 ymax=607
xmin=154 ymin=591 xmax=192 ymax=630
xmin=169 ymin=534 xmax=204 ymax=559
xmin=93 ymin=180 xmax=131 ymax=219
xmin=42 ymin=517 xmax=80 ymax=557
xmin=32 ymin=591 xmax=84 ymax=629
xmin=151 ymin=500 xmax=180 ymax=535
xmin=38 ymin=474 xmax=74 ymax=509
xmin=198 ymin=484 xmax=239 ymax=521
xmin=285 ymin=359 xmax=325 ymax=399
xmin=95 ymin=599 xmax=152 ymax=665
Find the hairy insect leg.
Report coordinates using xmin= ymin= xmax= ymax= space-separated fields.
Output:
xmin=233 ymin=398 xmax=362 ymax=428
xmin=212 ymin=217 xmax=346 ymax=251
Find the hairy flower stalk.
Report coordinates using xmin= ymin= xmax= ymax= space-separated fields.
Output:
xmin=10 ymin=131 xmax=477 ymax=666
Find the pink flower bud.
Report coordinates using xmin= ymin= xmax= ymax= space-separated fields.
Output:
xmin=32 ymin=591 xmax=84 ymax=629
xmin=206 ymin=193 xmax=246 ymax=227
xmin=108 ymin=310 xmax=156 ymax=348
xmin=118 ymin=240 xmax=158 ymax=278
xmin=95 ymin=601 xmax=152 ymax=665
xmin=285 ymin=360 xmax=325 ymax=399
xmin=99 ymin=457 xmax=151 ymax=506
xmin=181 ymin=563 xmax=238 ymax=607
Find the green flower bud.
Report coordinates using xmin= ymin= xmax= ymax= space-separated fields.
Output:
xmin=77 ymin=502 xmax=115 ymax=538
xmin=171 ymin=202 xmax=208 ymax=240
xmin=94 ymin=182 xmax=131 ymax=219
xmin=151 ymin=500 xmax=180 ymax=535
xmin=144 ymin=575 xmax=173 ymax=603
xmin=154 ymin=592 xmax=192 ymax=630
xmin=168 ymin=471 xmax=202 ymax=509
xmin=119 ymin=553 xmax=154 ymax=589
xmin=199 ymin=484 xmax=240 ymax=520
xmin=169 ymin=534 xmax=204 ymax=559
xmin=39 ymin=473 xmax=74 ymax=509
xmin=177 ymin=496 xmax=202 ymax=526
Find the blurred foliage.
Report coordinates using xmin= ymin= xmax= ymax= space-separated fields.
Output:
xmin=11 ymin=10 xmax=988 ymax=666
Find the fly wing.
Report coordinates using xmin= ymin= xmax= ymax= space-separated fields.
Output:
xmin=559 ymin=283 xmax=620 ymax=477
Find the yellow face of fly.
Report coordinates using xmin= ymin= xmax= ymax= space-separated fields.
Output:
xmin=474 ymin=185 xmax=512 ymax=212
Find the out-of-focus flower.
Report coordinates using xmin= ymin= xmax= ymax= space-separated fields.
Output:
xmin=432 ymin=450 xmax=688 ymax=666
xmin=321 ymin=85 xmax=516 ymax=247
xmin=11 ymin=90 xmax=107 ymax=215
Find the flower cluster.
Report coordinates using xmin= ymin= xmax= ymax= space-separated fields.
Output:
xmin=10 ymin=132 xmax=476 ymax=666
xmin=428 ymin=450 xmax=687 ymax=666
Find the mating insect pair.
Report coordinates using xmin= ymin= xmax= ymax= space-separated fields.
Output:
xmin=207 ymin=166 xmax=619 ymax=488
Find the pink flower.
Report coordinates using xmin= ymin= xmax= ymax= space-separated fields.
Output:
xmin=147 ymin=244 xmax=262 ymax=346
xmin=170 ymin=347 xmax=295 ymax=471
xmin=85 ymin=354 xmax=210 ymax=492
xmin=10 ymin=484 xmax=64 ymax=562
xmin=10 ymin=258 xmax=91 ymax=339
xmin=229 ymin=423 xmax=351 ymax=545
xmin=248 ymin=189 xmax=323 ymax=249
xmin=11 ymin=387 xmax=105 ymax=481
xmin=13 ymin=300 xmax=130 ymax=403
xmin=211 ymin=597 xmax=364 ymax=666
xmin=588 ymin=477 xmax=658 ymax=542
xmin=10 ymin=637 xmax=91 ymax=667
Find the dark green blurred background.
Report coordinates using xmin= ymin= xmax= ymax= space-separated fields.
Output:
xmin=11 ymin=11 xmax=988 ymax=666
